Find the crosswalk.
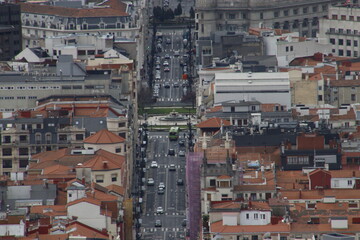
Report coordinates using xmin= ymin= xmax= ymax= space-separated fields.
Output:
xmin=148 ymin=164 xmax=181 ymax=169
xmin=143 ymin=227 xmax=186 ymax=232
xmin=157 ymin=98 xmax=182 ymax=102
xmin=147 ymin=212 xmax=185 ymax=216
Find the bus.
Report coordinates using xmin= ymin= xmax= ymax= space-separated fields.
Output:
xmin=169 ymin=126 xmax=180 ymax=141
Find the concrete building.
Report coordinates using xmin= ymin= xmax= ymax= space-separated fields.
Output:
xmin=319 ymin=2 xmax=360 ymax=57
xmin=195 ymin=0 xmax=339 ymax=39
xmin=20 ymin=0 xmax=138 ymax=49
xmin=214 ymin=72 xmax=291 ymax=108
xmin=250 ymin=27 xmax=331 ymax=66
xmin=0 ymin=3 xmax=22 ymax=60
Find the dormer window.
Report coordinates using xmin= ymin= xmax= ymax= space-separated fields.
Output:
xmin=306 ymin=202 xmax=316 ymax=210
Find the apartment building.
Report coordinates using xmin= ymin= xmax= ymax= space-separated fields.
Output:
xmin=319 ymin=2 xmax=360 ymax=57
xmin=195 ymin=0 xmax=339 ymax=39
xmin=0 ymin=3 xmax=22 ymax=60
xmin=20 ymin=0 xmax=138 ymax=48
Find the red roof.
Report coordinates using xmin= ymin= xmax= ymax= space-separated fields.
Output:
xmin=84 ymin=129 xmax=125 ymax=144
xmin=80 ymin=152 xmax=125 ymax=171
xmin=197 ymin=117 xmax=231 ymax=128
xmin=66 ymin=197 xmax=101 ymax=208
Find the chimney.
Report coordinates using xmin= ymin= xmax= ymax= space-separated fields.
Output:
xmin=103 ymin=161 xmax=108 ymax=168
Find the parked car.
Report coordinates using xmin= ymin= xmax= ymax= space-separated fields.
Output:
xmin=178 ymin=150 xmax=185 ymax=157
xmin=150 ymin=161 xmax=158 ymax=168
xmin=177 ymin=179 xmax=184 ymax=186
xmin=147 ymin=178 xmax=155 ymax=186
xmin=156 ymin=206 xmax=164 ymax=214
xmin=155 ymin=220 xmax=162 ymax=227
xmin=169 ymin=164 xmax=176 ymax=171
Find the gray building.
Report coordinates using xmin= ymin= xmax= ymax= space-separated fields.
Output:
xmin=195 ymin=0 xmax=341 ymax=39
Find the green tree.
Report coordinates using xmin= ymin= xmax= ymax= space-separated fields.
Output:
xmin=189 ymin=7 xmax=195 ymax=19
xmin=164 ymin=8 xmax=175 ymax=20
xmin=176 ymin=3 xmax=182 ymax=16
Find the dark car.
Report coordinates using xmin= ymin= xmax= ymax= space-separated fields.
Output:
xmin=155 ymin=220 xmax=162 ymax=227
xmin=179 ymin=139 xmax=185 ymax=146
xmin=168 ymin=149 xmax=175 ymax=156
xmin=177 ymin=179 xmax=184 ymax=185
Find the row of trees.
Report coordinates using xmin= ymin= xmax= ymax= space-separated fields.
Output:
xmin=152 ymin=5 xmax=195 ymax=22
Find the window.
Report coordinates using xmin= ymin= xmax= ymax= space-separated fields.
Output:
xmin=284 ymin=10 xmax=288 ymax=16
xmin=274 ymin=11 xmax=279 ymax=18
xmin=111 ymin=173 xmax=117 ymax=182
xmin=254 ymin=213 xmax=258 ymax=219
xmin=330 ymin=38 xmax=335 ymax=44
xmin=341 ymin=15 xmax=346 ymax=20
xmin=95 ymin=175 xmax=104 ymax=183
xmin=116 ymin=148 xmax=121 ymax=153
xmin=312 ymin=6 xmax=317 ymax=12
xmin=19 ymin=148 xmax=28 ymax=156
xmin=339 ymin=49 xmax=344 ymax=56
xmin=118 ymin=122 xmax=126 ymax=128
xmin=261 ymin=214 xmax=266 ymax=219
xmin=19 ymin=159 xmax=28 ymax=168
xmin=339 ymin=29 xmax=344 ymax=34
xmin=3 ymin=136 xmax=11 ymax=143
xmin=339 ymin=39 xmax=344 ymax=45
xmin=2 ymin=148 xmax=12 ymax=156
xmin=210 ymin=179 xmax=216 ymax=186
xmin=318 ymin=95 xmax=323 ymax=101
xmin=228 ymin=14 xmax=235 ymax=19
xmin=286 ymin=46 xmax=289 ymax=52
xmin=332 ymin=15 xmax=338 ymax=20
xmin=347 ymin=40 xmax=351 ymax=46
xmin=246 ymin=213 xmax=249 ymax=219
xmin=347 ymin=29 xmax=352 ymax=34
xmin=19 ymin=135 xmax=27 ymax=143
xmin=355 ymin=51 xmax=358 ymax=57
xmin=355 ymin=40 xmax=358 ymax=47
xmin=260 ymin=12 xmax=263 ymax=19
xmin=303 ymin=7 xmax=308 ymax=13
xmin=352 ymin=94 xmax=356 ymax=101
xmin=293 ymin=9 xmax=298 ymax=15
xmin=75 ymin=134 xmax=83 ymax=141
xmin=347 ymin=50 xmax=351 ymax=57
xmin=3 ymin=160 xmax=12 ymax=168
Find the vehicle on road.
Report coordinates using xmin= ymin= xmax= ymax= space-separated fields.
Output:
xmin=178 ymin=150 xmax=185 ymax=157
xmin=169 ymin=127 xmax=180 ymax=141
xmin=164 ymin=82 xmax=170 ymax=88
xmin=155 ymin=219 xmax=162 ymax=227
xmin=179 ymin=139 xmax=185 ymax=146
xmin=154 ymin=83 xmax=161 ymax=89
xmin=156 ymin=206 xmax=164 ymax=214
xmin=174 ymin=50 xmax=180 ymax=56
xmin=164 ymin=67 xmax=170 ymax=72
xmin=177 ymin=179 xmax=184 ymax=185
xmin=168 ymin=148 xmax=175 ymax=155
xmin=163 ymin=61 xmax=169 ymax=66
xmin=159 ymin=182 xmax=165 ymax=189
xmin=150 ymin=161 xmax=158 ymax=168
xmin=156 ymin=64 xmax=161 ymax=70
xmin=169 ymin=164 xmax=176 ymax=171
xmin=157 ymin=186 xmax=165 ymax=194
xmin=173 ymin=82 xmax=179 ymax=88
xmin=165 ymin=54 xmax=170 ymax=59
xmin=147 ymin=178 xmax=155 ymax=186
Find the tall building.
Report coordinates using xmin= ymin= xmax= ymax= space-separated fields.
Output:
xmin=0 ymin=3 xmax=22 ymax=60
xmin=195 ymin=0 xmax=340 ymax=39
xmin=318 ymin=1 xmax=360 ymax=57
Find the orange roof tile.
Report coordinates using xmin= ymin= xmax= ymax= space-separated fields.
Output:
xmin=30 ymin=205 xmax=67 ymax=217
xmin=43 ymin=164 xmax=71 ymax=175
xmin=66 ymin=197 xmax=101 ymax=207
xmin=84 ymin=129 xmax=125 ymax=144
xmin=211 ymin=221 xmax=290 ymax=234
xmin=80 ymin=153 xmax=125 ymax=171
xmin=217 ymin=175 xmax=231 ymax=179
xmin=197 ymin=117 xmax=231 ymax=128
xmin=86 ymin=189 xmax=118 ymax=201
xmin=106 ymin=184 xmax=125 ymax=196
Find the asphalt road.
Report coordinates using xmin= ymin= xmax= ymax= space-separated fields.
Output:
xmin=140 ymin=131 xmax=187 ymax=239
xmin=153 ymin=29 xmax=190 ymax=105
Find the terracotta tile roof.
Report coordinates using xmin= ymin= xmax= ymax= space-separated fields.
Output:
xmin=30 ymin=205 xmax=67 ymax=217
xmin=86 ymin=189 xmax=118 ymax=201
xmin=330 ymin=109 xmax=356 ymax=121
xmin=20 ymin=0 xmax=128 ymax=18
xmin=197 ymin=117 xmax=231 ymax=128
xmin=65 ymin=221 xmax=109 ymax=239
xmin=330 ymin=80 xmax=360 ymax=87
xmin=206 ymin=105 xmax=222 ymax=113
xmin=309 ymin=168 xmax=331 ymax=176
xmin=80 ymin=152 xmax=125 ymax=171
xmin=43 ymin=164 xmax=71 ymax=175
xmin=290 ymin=222 xmax=360 ymax=233
xmin=330 ymin=169 xmax=360 ymax=178
xmin=84 ymin=129 xmax=125 ymax=144
xmin=280 ymin=189 xmax=360 ymax=200
xmin=106 ymin=184 xmax=125 ymax=196
xmin=210 ymin=220 xmax=290 ymax=234
xmin=66 ymin=197 xmax=101 ymax=207
xmin=217 ymin=175 xmax=231 ymax=179
xmin=211 ymin=201 xmax=241 ymax=209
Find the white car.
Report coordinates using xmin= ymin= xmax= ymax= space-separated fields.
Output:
xmin=163 ymin=61 xmax=169 ymax=66
xmin=151 ymin=161 xmax=158 ymax=168
xmin=169 ymin=164 xmax=176 ymax=171
xmin=159 ymin=182 xmax=165 ymax=189
xmin=156 ymin=206 xmax=164 ymax=214
xmin=147 ymin=178 xmax=155 ymax=186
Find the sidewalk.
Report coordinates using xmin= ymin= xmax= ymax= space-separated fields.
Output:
xmin=139 ymin=115 xmax=198 ymax=126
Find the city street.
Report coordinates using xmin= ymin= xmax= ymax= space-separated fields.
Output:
xmin=140 ymin=131 xmax=187 ymax=239
xmin=153 ymin=28 xmax=191 ymax=106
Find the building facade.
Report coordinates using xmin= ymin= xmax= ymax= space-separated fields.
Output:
xmin=319 ymin=2 xmax=360 ymax=58
xmin=195 ymin=0 xmax=339 ymax=39
xmin=20 ymin=0 xmax=138 ymax=48
xmin=0 ymin=3 xmax=22 ymax=60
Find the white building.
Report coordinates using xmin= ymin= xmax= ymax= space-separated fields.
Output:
xmin=214 ymin=72 xmax=291 ymax=108
xmin=45 ymin=33 xmax=114 ymax=60
xmin=318 ymin=3 xmax=360 ymax=57
xmin=260 ymin=29 xmax=331 ymax=66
